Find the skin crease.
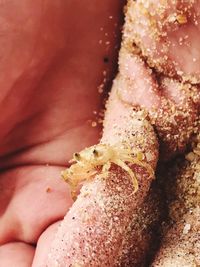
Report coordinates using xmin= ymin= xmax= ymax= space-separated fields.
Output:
xmin=0 ymin=0 xmax=199 ymax=266
xmin=0 ymin=0 xmax=125 ymax=265
xmin=38 ymin=0 xmax=199 ymax=266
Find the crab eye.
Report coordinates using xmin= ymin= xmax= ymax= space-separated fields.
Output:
xmin=93 ymin=149 xmax=98 ymax=157
xmin=74 ymin=152 xmax=81 ymax=161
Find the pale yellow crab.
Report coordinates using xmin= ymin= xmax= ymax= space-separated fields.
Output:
xmin=61 ymin=143 xmax=154 ymax=200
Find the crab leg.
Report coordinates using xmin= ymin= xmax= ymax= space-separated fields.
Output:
xmin=112 ymin=159 xmax=139 ymax=193
xmin=45 ymin=0 xmax=160 ymax=264
xmin=46 ymin=80 xmax=158 ymax=266
xmin=45 ymin=0 xmax=200 ymax=265
xmin=101 ymin=161 xmax=111 ymax=173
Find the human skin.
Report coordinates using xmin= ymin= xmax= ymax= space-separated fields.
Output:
xmin=0 ymin=0 xmax=200 ymax=266
xmin=0 ymin=1 xmax=125 ymax=265
xmin=42 ymin=0 xmax=199 ymax=265
xmin=152 ymin=136 xmax=200 ymax=266
xmin=45 ymin=79 xmax=158 ymax=266
xmin=115 ymin=1 xmax=200 ymax=264
xmin=118 ymin=0 xmax=200 ymax=159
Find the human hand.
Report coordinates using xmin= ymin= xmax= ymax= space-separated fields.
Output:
xmin=118 ymin=0 xmax=200 ymax=159
xmin=44 ymin=0 xmax=200 ymax=266
xmin=0 ymin=0 xmax=199 ymax=266
xmin=0 ymin=1 xmax=124 ymax=265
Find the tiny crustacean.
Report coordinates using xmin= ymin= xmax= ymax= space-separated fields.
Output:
xmin=61 ymin=143 xmax=154 ymax=200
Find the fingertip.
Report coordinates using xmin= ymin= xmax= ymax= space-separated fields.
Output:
xmin=118 ymin=48 xmax=161 ymax=109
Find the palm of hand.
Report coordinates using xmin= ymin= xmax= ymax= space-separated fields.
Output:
xmin=0 ymin=1 xmax=199 ymax=266
xmin=0 ymin=1 xmax=123 ymax=265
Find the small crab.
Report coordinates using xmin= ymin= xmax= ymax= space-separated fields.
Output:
xmin=61 ymin=143 xmax=154 ymax=200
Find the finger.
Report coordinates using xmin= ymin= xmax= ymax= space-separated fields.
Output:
xmin=46 ymin=83 xmax=158 ymax=266
xmin=118 ymin=180 xmax=165 ymax=266
xmin=118 ymin=19 xmax=200 ymax=159
xmin=126 ymin=0 xmax=200 ymax=83
xmin=0 ymin=242 xmax=35 ymax=267
xmin=32 ymin=222 xmax=60 ymax=267
xmin=0 ymin=166 xmax=72 ymax=245
xmin=152 ymin=136 xmax=200 ymax=266
xmin=150 ymin=77 xmax=199 ymax=158
xmin=153 ymin=209 xmax=200 ymax=266
xmin=102 ymin=78 xmax=158 ymax=169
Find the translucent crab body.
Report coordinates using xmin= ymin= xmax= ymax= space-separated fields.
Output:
xmin=62 ymin=143 xmax=154 ymax=200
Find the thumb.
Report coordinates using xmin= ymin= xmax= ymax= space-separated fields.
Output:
xmin=46 ymin=79 xmax=158 ymax=266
